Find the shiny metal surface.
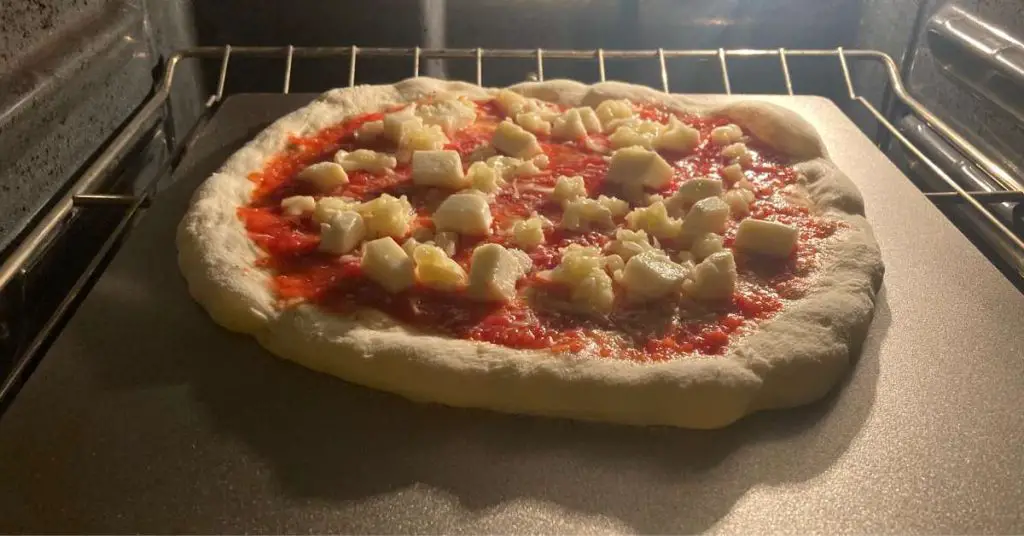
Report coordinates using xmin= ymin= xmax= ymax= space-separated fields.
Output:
xmin=0 ymin=93 xmax=1023 ymax=533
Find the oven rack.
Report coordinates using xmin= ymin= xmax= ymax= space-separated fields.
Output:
xmin=1 ymin=45 xmax=1022 ymax=401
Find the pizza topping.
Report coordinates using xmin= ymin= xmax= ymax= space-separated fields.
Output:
xmin=681 ymin=196 xmax=730 ymax=236
xmin=399 ymin=123 xmax=449 ymax=158
xmin=297 ymin=161 xmax=349 ymax=192
xmin=432 ymin=230 xmax=459 ymax=257
xmin=619 ymin=250 xmax=690 ymax=303
xmin=514 ymin=111 xmax=552 ymax=135
xmin=358 ymin=193 xmax=415 ymax=239
xmin=280 ymin=195 xmax=316 ymax=216
xmin=722 ymin=188 xmax=755 ymax=216
xmin=606 ymin=228 xmax=657 ymax=261
xmin=653 ymin=117 xmax=701 ymax=154
xmin=595 ymin=99 xmax=635 ymax=132
xmin=415 ymin=96 xmax=477 ymax=135
xmin=720 ymin=163 xmax=746 ymax=186
xmin=721 ymin=142 xmax=755 ymax=168
xmin=690 ymin=232 xmax=725 ymax=261
xmin=684 ymin=250 xmax=737 ymax=301
xmin=625 ymin=201 xmax=682 ymax=240
xmin=467 ymin=243 xmax=531 ymax=302
xmin=319 ymin=211 xmax=366 ymax=255
xmin=710 ymin=123 xmax=744 ymax=146
xmin=608 ymin=120 xmax=663 ymax=150
xmin=361 ymin=237 xmax=416 ymax=293
xmin=606 ymin=146 xmax=674 ymax=195
xmin=411 ymin=150 xmax=468 ymax=189
xmin=552 ymin=107 xmax=602 ymax=141
xmin=596 ymin=195 xmax=629 ymax=218
xmin=413 ymin=243 xmax=469 ymax=291
xmin=493 ymin=89 xmax=531 ymax=116
xmin=492 ymin=120 xmax=542 ymax=158
xmin=561 ymin=198 xmax=616 ymax=232
xmin=334 ymin=149 xmax=397 ymax=174
xmin=511 ymin=214 xmax=550 ymax=250
xmin=666 ymin=177 xmax=724 ymax=213
xmin=354 ymin=120 xmax=385 ymax=142
xmin=432 ymin=191 xmax=493 ymax=236
xmin=383 ymin=107 xmax=423 ymax=142
xmin=552 ymin=175 xmax=587 ymax=203
xmin=465 ymin=162 xmax=504 ymax=194
xmin=542 ymin=245 xmax=616 ymax=314
xmin=734 ymin=218 xmax=799 ymax=257
xmin=313 ymin=196 xmax=359 ymax=224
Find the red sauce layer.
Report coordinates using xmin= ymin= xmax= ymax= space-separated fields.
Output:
xmin=240 ymin=97 xmax=842 ymax=361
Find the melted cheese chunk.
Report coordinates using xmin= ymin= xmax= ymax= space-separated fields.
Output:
xmin=413 ymin=243 xmax=469 ymax=291
xmin=653 ymin=117 xmax=700 ymax=153
xmin=720 ymin=163 xmax=746 ymax=185
xmin=400 ymin=124 xmax=448 ymax=156
xmin=467 ymin=243 xmax=531 ymax=302
xmin=666 ymin=178 xmax=724 ymax=215
xmin=596 ymin=195 xmax=629 ymax=218
xmin=492 ymin=120 xmax=542 ymax=158
xmin=354 ymin=120 xmax=385 ymax=142
xmin=722 ymin=188 xmax=756 ymax=216
xmin=685 ymin=250 xmax=737 ymax=301
xmin=690 ymin=232 xmax=724 ymax=261
xmin=334 ymin=149 xmax=397 ymax=174
xmin=625 ymin=201 xmax=682 ymax=239
xmin=494 ymin=89 xmax=530 ymax=116
xmin=514 ymin=111 xmax=552 ymax=135
xmin=552 ymin=107 xmax=602 ymax=140
xmin=561 ymin=198 xmax=615 ymax=231
xmin=511 ymin=214 xmax=550 ymax=250
xmin=412 ymin=150 xmax=468 ymax=189
xmin=734 ymin=218 xmax=798 ymax=257
xmin=552 ymin=175 xmax=587 ymax=203
xmin=608 ymin=120 xmax=664 ymax=150
xmin=595 ymin=99 xmax=635 ymax=133
xmin=710 ymin=123 xmax=744 ymax=146
xmin=382 ymin=107 xmax=423 ymax=142
xmin=361 ymin=237 xmax=415 ymax=293
xmin=605 ymin=228 xmax=657 ymax=261
xmin=546 ymin=245 xmax=616 ymax=314
xmin=358 ymin=194 xmax=415 ymax=239
xmin=432 ymin=231 xmax=458 ymax=257
xmin=619 ymin=250 xmax=689 ymax=303
xmin=432 ymin=191 xmax=493 ymax=236
xmin=681 ymin=196 xmax=730 ymax=235
xmin=401 ymin=237 xmax=422 ymax=257
xmin=487 ymin=155 xmax=543 ymax=178
xmin=465 ymin=162 xmax=504 ymax=193
xmin=607 ymin=146 xmax=675 ymax=192
xmin=280 ymin=195 xmax=316 ymax=216
xmin=297 ymin=161 xmax=348 ymax=192
xmin=319 ymin=211 xmax=366 ymax=255
xmin=312 ymin=196 xmax=360 ymax=224
xmin=415 ymin=97 xmax=477 ymax=134
xmin=721 ymin=142 xmax=755 ymax=167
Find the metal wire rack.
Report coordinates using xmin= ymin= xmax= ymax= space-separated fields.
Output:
xmin=1 ymin=45 xmax=1023 ymax=401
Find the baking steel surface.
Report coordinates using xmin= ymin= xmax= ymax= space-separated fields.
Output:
xmin=1 ymin=93 xmax=1022 ymax=533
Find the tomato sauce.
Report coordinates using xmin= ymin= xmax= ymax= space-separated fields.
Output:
xmin=240 ymin=98 xmax=842 ymax=361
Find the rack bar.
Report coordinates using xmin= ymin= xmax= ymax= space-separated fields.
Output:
xmin=72 ymin=194 xmax=151 ymax=207
xmin=718 ymin=48 xmax=732 ymax=94
xmin=925 ymin=191 xmax=1024 ymax=203
xmin=206 ymin=45 xmax=231 ymax=107
xmin=283 ymin=45 xmax=294 ymax=94
xmin=475 ymin=48 xmax=483 ymax=86
xmin=413 ymin=46 xmax=421 ymax=77
xmin=658 ymin=48 xmax=669 ymax=92
xmin=348 ymin=45 xmax=358 ymax=87
xmin=778 ymin=48 xmax=794 ymax=95
xmin=535 ymin=48 xmax=544 ymax=81
xmin=597 ymin=48 xmax=606 ymax=82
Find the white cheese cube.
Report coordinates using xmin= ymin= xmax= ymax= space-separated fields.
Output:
xmin=383 ymin=107 xmax=423 ymax=142
xmin=690 ymin=232 xmax=724 ymax=261
xmin=608 ymin=122 xmax=663 ymax=150
xmin=552 ymin=175 xmax=587 ymax=202
xmin=607 ymin=146 xmax=675 ymax=190
xmin=354 ymin=120 xmax=385 ymax=142
xmin=682 ymin=196 xmax=730 ymax=235
xmin=415 ymin=97 xmax=477 ymax=134
xmin=550 ymin=245 xmax=605 ymax=282
xmin=720 ymin=163 xmax=746 ymax=185
xmin=319 ymin=211 xmax=366 ymax=255
xmin=413 ymin=243 xmax=468 ymax=291
xmin=432 ymin=192 xmax=494 ymax=236
xmin=494 ymin=89 xmax=529 ymax=116
xmin=722 ymin=188 xmax=756 ymax=216
xmin=560 ymin=198 xmax=614 ymax=231
xmin=511 ymin=215 xmax=548 ymax=250
xmin=399 ymin=124 xmax=449 ymax=156
xmin=432 ymin=231 xmax=459 ymax=257
xmin=492 ymin=120 xmax=542 ymax=158
xmin=653 ymin=117 xmax=700 ymax=153
xmin=467 ymin=243 xmax=530 ymax=302
xmin=401 ymin=237 xmax=422 ymax=257
xmin=298 ymin=161 xmax=349 ymax=192
xmin=721 ymin=142 xmax=748 ymax=160
xmin=466 ymin=162 xmax=505 ymax=193
xmin=532 ymin=153 xmax=550 ymax=169
xmin=412 ymin=150 xmax=468 ymax=189
xmin=358 ymin=194 xmax=414 ymax=239
xmin=280 ymin=195 xmax=316 ymax=216
xmin=710 ymin=124 xmax=744 ymax=146
xmin=595 ymin=99 xmax=635 ymax=132
xmin=620 ymin=250 xmax=689 ymax=302
xmin=734 ymin=218 xmax=799 ymax=257
xmin=515 ymin=112 xmax=552 ymax=135
xmin=625 ymin=201 xmax=683 ymax=239
xmin=335 ymin=149 xmax=397 ymax=174
xmin=605 ymin=228 xmax=656 ymax=261
xmin=361 ymin=237 xmax=415 ymax=293
xmin=596 ymin=195 xmax=629 ymax=218
xmin=666 ymin=178 xmax=724 ymax=215
xmin=313 ymin=196 xmax=360 ymax=224
xmin=544 ymin=245 xmax=618 ymax=314
xmin=571 ymin=269 xmax=616 ymax=313
xmin=685 ymin=250 xmax=737 ymax=301
xmin=552 ymin=107 xmax=602 ymax=141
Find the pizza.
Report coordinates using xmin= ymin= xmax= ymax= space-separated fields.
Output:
xmin=176 ymin=77 xmax=883 ymax=429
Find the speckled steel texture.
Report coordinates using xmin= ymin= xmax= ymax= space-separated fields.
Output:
xmin=0 ymin=93 xmax=1022 ymax=533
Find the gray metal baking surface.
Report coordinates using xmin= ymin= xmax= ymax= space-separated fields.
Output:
xmin=1 ymin=93 xmax=1023 ymax=533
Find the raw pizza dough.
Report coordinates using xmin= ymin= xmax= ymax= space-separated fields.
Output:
xmin=176 ymin=77 xmax=883 ymax=429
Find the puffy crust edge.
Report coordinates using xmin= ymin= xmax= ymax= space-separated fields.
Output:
xmin=176 ymin=77 xmax=883 ymax=429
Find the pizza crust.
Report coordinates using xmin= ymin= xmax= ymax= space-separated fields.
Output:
xmin=176 ymin=77 xmax=883 ymax=429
